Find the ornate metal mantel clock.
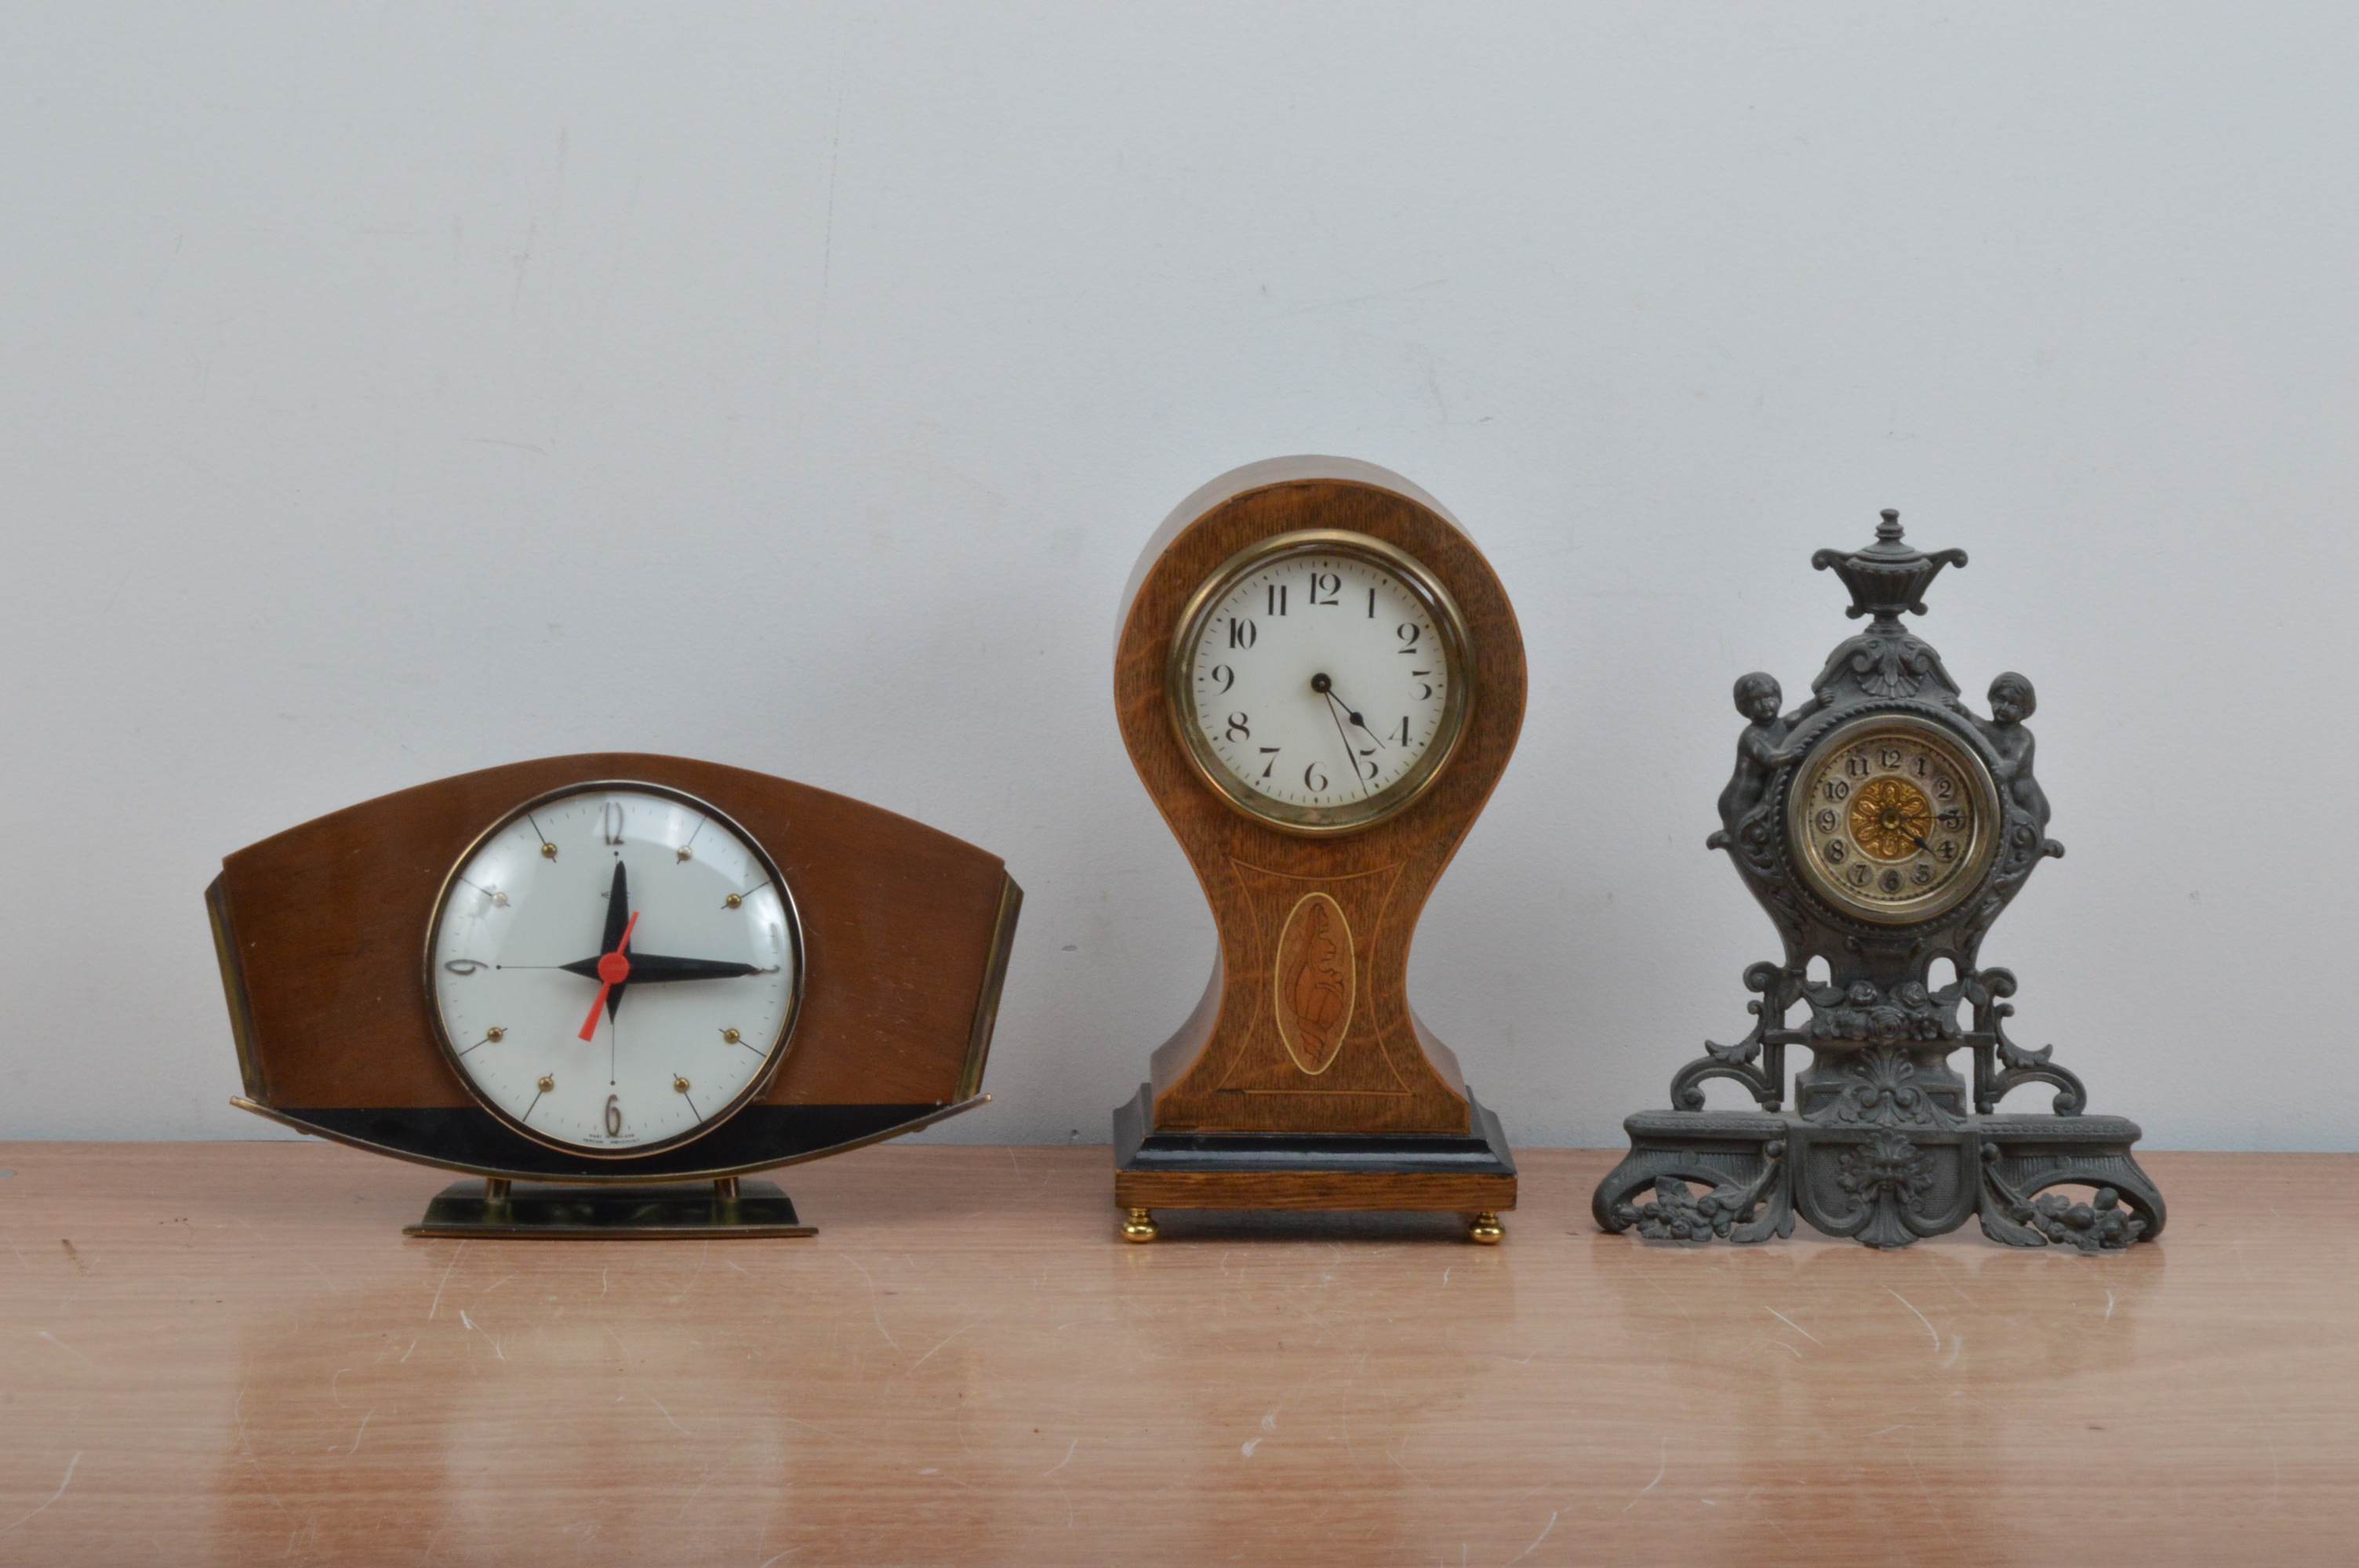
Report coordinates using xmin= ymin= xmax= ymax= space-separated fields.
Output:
xmin=1593 ymin=512 xmax=2164 ymax=1251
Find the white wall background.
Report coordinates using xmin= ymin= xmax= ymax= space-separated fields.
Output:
xmin=3 ymin=4 xmax=2354 ymax=1150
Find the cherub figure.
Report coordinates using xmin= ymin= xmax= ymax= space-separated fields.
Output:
xmin=1977 ymin=671 xmax=2063 ymax=857
xmin=1709 ymin=673 xmax=1815 ymax=850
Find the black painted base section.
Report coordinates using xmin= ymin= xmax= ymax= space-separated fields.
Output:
xmin=1593 ymin=1109 xmax=2166 ymax=1251
xmin=242 ymin=1101 xmax=976 ymax=1183
xmin=1111 ymin=1083 xmax=1518 ymax=1179
xmin=404 ymin=1179 xmax=816 ymax=1239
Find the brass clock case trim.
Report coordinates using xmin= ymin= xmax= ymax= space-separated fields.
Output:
xmin=1165 ymin=528 xmax=1477 ymax=837
xmin=421 ymin=779 xmax=808 ymax=1162
xmin=1783 ymin=711 xmax=2001 ymax=927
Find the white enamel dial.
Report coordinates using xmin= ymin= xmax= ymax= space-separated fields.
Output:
xmin=426 ymin=784 xmax=802 ymax=1156
xmin=1172 ymin=531 xmax=1472 ymax=833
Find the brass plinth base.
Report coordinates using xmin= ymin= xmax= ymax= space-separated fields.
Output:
xmin=404 ymin=1178 xmax=816 ymax=1239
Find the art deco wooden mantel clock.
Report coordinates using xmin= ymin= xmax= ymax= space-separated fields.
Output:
xmin=1110 ymin=458 xmax=1525 ymax=1243
xmin=1592 ymin=512 xmax=2163 ymax=1251
xmin=209 ymin=754 xmax=1020 ymax=1237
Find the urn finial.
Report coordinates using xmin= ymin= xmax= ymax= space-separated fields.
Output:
xmin=1811 ymin=509 xmax=1968 ymax=624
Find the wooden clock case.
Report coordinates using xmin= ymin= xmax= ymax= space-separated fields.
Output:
xmin=1110 ymin=458 xmax=1527 ymax=1237
xmin=209 ymin=753 xmax=1020 ymax=1231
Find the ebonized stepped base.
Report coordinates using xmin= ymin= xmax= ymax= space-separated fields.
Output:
xmin=1594 ymin=1109 xmax=2165 ymax=1251
xmin=1111 ymin=1083 xmax=1516 ymax=1243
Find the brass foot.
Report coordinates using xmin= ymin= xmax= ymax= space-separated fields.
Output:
xmin=484 ymin=1178 xmax=511 ymax=1200
xmin=1121 ymin=1207 xmax=1158 ymax=1243
xmin=1468 ymin=1210 xmax=1503 ymax=1245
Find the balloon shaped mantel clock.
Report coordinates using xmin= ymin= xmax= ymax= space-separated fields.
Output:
xmin=1593 ymin=512 xmax=2163 ymax=1251
xmin=1111 ymin=458 xmax=1526 ymax=1243
xmin=209 ymin=754 xmax=1020 ymax=1237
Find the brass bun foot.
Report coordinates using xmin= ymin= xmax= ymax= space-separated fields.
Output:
xmin=1121 ymin=1207 xmax=1158 ymax=1243
xmin=1468 ymin=1210 xmax=1504 ymax=1245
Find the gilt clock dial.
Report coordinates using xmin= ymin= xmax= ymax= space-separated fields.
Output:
xmin=1169 ymin=528 xmax=1474 ymax=833
xmin=425 ymin=782 xmax=804 ymax=1157
xmin=1787 ymin=714 xmax=2001 ymax=924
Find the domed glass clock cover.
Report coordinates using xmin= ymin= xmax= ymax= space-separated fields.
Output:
xmin=425 ymin=782 xmax=803 ymax=1157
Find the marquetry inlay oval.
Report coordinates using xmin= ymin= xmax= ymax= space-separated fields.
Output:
xmin=1273 ymin=891 xmax=1355 ymax=1075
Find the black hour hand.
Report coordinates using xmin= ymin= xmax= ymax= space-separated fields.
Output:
xmin=559 ymin=951 xmax=769 ymax=984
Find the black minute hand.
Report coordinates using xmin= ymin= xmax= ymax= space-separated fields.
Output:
xmin=559 ymin=952 xmax=773 ymax=984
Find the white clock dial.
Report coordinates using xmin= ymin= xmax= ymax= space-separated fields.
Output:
xmin=1171 ymin=531 xmax=1473 ymax=833
xmin=426 ymin=784 xmax=802 ymax=1156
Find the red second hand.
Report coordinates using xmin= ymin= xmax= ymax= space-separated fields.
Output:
xmin=578 ymin=910 xmax=640 ymax=1041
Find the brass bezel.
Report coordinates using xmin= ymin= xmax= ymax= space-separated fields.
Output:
xmin=1166 ymin=528 xmax=1477 ymax=836
xmin=422 ymin=779 xmax=807 ymax=1161
xmin=1786 ymin=713 xmax=2002 ymax=926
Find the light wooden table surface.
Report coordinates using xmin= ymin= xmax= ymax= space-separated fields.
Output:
xmin=0 ymin=1143 xmax=2350 ymax=1566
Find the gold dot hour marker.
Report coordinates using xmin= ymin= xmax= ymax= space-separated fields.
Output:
xmin=673 ymin=1076 xmax=691 ymax=1094
xmin=537 ymin=1075 xmax=554 ymax=1092
xmin=721 ymin=1028 xmax=741 ymax=1044
xmin=485 ymin=1026 xmax=505 ymax=1043
xmin=725 ymin=893 xmax=743 ymax=909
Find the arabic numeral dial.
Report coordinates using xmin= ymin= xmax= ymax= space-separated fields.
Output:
xmin=1177 ymin=535 xmax=1470 ymax=833
xmin=1790 ymin=720 xmax=1993 ymax=924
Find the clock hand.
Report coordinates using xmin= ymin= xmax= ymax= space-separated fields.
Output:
xmin=1309 ymin=673 xmax=1370 ymax=799
xmin=1319 ymin=678 xmax=1392 ymax=750
xmin=598 ymin=859 xmax=630 ymax=958
xmin=577 ymin=910 xmax=639 ymax=1042
xmin=559 ymin=952 xmax=776 ymax=984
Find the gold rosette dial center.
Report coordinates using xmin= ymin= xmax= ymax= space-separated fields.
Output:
xmin=1848 ymin=777 xmax=1933 ymax=861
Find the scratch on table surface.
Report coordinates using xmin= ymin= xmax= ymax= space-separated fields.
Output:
xmin=1045 ymin=1437 xmax=1080 ymax=1475
xmin=1764 ymin=1306 xmax=1823 ymax=1346
xmin=1887 ymin=1287 xmax=1940 ymax=1352
xmin=908 ymin=1321 xmax=976 ymax=1370
xmin=1765 ymin=1338 xmax=1803 ymax=1359
xmin=651 ymin=1397 xmax=692 ymax=1437
xmin=345 ymin=1410 xmax=373 ymax=1456
xmin=0 ymin=1450 xmax=80 ymax=1534
xmin=1941 ymin=1333 xmax=1964 ymax=1370
xmin=1 ymin=1229 xmax=25 ymax=1269
xmin=1505 ymin=1508 xmax=1559 ymax=1562
xmin=2105 ymin=1290 xmax=2116 ymax=1320
xmin=1906 ymin=1448 xmax=1965 ymax=1553
xmin=427 ymin=1240 xmax=467 ymax=1320
xmin=844 ymin=1255 xmax=901 ymax=1350
xmin=38 ymin=1331 xmax=94 ymax=1367
xmin=231 ymin=1376 xmax=291 ymax=1519
xmin=1623 ymin=1437 xmax=1669 ymax=1512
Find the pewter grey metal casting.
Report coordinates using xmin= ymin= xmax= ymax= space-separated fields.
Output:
xmin=1593 ymin=510 xmax=2164 ymax=1250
